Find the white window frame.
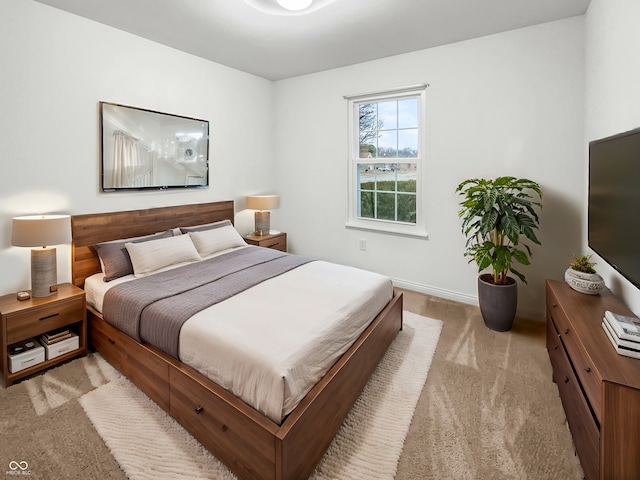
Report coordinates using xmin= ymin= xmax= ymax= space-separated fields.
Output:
xmin=345 ymin=84 xmax=428 ymax=237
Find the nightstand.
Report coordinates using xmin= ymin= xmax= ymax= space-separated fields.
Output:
xmin=0 ymin=283 xmax=87 ymax=387
xmin=244 ymin=232 xmax=287 ymax=252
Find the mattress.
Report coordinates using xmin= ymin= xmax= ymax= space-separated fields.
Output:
xmin=85 ymin=254 xmax=393 ymax=423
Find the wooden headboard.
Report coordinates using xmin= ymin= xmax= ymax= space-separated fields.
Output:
xmin=71 ymin=201 xmax=235 ymax=288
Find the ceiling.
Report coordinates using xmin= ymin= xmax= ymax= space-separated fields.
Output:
xmin=33 ymin=0 xmax=591 ymax=81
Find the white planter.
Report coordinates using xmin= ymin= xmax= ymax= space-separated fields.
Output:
xmin=564 ymin=268 xmax=605 ymax=295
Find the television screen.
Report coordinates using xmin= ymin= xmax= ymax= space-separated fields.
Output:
xmin=588 ymin=128 xmax=640 ymax=289
xmin=100 ymin=102 xmax=209 ymax=191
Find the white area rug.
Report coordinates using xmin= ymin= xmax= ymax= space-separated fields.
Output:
xmin=79 ymin=312 xmax=442 ymax=480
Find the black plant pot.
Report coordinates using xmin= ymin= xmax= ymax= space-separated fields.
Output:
xmin=477 ymin=274 xmax=518 ymax=332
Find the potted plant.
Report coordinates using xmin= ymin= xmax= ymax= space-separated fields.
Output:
xmin=565 ymin=254 xmax=605 ymax=295
xmin=456 ymin=176 xmax=543 ymax=331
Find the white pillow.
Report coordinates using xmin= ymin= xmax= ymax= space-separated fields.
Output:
xmin=188 ymin=225 xmax=247 ymax=257
xmin=126 ymin=234 xmax=201 ymax=276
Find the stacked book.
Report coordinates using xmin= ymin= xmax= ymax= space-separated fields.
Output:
xmin=602 ymin=310 xmax=640 ymax=359
xmin=40 ymin=328 xmax=73 ymax=346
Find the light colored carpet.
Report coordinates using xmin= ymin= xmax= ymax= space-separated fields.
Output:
xmin=79 ymin=312 xmax=442 ymax=480
xmin=396 ymin=290 xmax=584 ymax=479
xmin=0 ymin=353 xmax=126 ymax=479
xmin=1 ymin=291 xmax=584 ymax=479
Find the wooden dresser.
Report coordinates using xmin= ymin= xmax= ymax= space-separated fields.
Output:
xmin=546 ymin=280 xmax=640 ymax=480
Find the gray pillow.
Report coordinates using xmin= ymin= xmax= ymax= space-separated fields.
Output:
xmin=94 ymin=230 xmax=174 ymax=281
xmin=179 ymin=219 xmax=232 ymax=234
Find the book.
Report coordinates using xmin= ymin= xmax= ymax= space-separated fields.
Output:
xmin=42 ymin=328 xmax=70 ymax=341
xmin=604 ymin=310 xmax=640 ymax=343
xmin=602 ymin=321 xmax=640 ymax=359
xmin=40 ymin=331 xmax=73 ymax=345
xmin=602 ymin=319 xmax=640 ymax=351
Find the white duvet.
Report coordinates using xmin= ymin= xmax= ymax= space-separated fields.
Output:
xmin=85 ymin=256 xmax=393 ymax=423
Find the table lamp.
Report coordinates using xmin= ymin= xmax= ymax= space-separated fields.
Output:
xmin=246 ymin=195 xmax=280 ymax=235
xmin=11 ymin=215 xmax=72 ymax=297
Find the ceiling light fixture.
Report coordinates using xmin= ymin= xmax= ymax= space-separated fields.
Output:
xmin=245 ymin=0 xmax=336 ymax=16
xmin=276 ymin=0 xmax=313 ymax=11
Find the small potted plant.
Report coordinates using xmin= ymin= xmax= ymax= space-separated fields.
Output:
xmin=565 ymin=254 xmax=605 ymax=295
xmin=456 ymin=176 xmax=542 ymax=331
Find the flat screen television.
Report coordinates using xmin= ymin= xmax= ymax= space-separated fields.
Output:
xmin=588 ymin=127 xmax=640 ymax=289
xmin=100 ymin=102 xmax=209 ymax=191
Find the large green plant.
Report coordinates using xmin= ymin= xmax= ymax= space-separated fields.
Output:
xmin=456 ymin=176 xmax=542 ymax=285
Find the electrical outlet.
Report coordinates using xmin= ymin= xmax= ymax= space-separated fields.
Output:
xmin=359 ymin=239 xmax=367 ymax=251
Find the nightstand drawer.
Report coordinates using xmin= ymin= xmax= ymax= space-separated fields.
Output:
xmin=244 ymin=232 xmax=287 ymax=252
xmin=6 ymin=297 xmax=84 ymax=344
xmin=259 ymin=237 xmax=286 ymax=251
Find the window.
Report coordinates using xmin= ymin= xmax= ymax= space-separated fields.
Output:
xmin=346 ymin=85 xmax=428 ymax=237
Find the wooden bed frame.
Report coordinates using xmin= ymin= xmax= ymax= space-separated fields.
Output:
xmin=71 ymin=201 xmax=403 ymax=480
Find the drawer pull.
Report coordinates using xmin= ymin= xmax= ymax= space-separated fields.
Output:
xmin=40 ymin=313 xmax=60 ymax=321
xmin=553 ymin=345 xmax=558 ymax=350
xmin=195 ymin=406 xmax=204 ymax=414
xmin=222 ymin=425 xmax=228 ymax=432
xmin=585 ymin=367 xmax=591 ymax=373
xmin=564 ymin=328 xmax=569 ymax=335
xmin=108 ymin=338 xmax=115 ymax=345
xmin=564 ymin=376 xmax=569 ymax=384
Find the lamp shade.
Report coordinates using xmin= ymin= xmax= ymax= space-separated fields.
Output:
xmin=247 ymin=195 xmax=280 ymax=211
xmin=12 ymin=215 xmax=72 ymax=248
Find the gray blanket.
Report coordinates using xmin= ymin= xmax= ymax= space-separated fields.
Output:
xmin=102 ymin=246 xmax=313 ymax=358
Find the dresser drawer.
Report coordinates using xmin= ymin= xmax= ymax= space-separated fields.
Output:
xmin=547 ymin=288 xmax=602 ymax=421
xmin=546 ymin=318 xmax=564 ymax=381
xmin=572 ymin=353 xmax=602 ymax=423
xmin=546 ymin=288 xmax=570 ymax=337
xmin=6 ymin=297 xmax=84 ymax=344
xmin=547 ymin=320 xmax=599 ymax=480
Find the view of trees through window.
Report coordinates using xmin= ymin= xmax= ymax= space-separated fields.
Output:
xmin=357 ymin=97 xmax=418 ymax=224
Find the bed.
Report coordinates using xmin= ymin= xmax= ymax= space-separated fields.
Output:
xmin=71 ymin=201 xmax=403 ymax=480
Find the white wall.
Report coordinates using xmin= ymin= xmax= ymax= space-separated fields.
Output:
xmin=584 ymin=0 xmax=640 ymax=315
xmin=0 ymin=0 xmax=275 ymax=295
xmin=274 ymin=18 xmax=585 ymax=320
xmin=0 ymin=1 xmax=591 ymax=321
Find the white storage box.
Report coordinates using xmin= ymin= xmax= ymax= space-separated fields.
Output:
xmin=43 ymin=333 xmax=79 ymax=360
xmin=8 ymin=342 xmax=45 ymax=373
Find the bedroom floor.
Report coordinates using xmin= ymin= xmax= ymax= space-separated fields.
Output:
xmin=0 ymin=288 xmax=582 ymax=479
xmin=395 ymin=288 xmax=583 ymax=479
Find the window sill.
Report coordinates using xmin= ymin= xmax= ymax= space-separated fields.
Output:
xmin=345 ymin=221 xmax=428 ymax=239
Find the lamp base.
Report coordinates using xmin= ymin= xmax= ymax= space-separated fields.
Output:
xmin=254 ymin=211 xmax=271 ymax=236
xmin=31 ymin=247 xmax=57 ymax=298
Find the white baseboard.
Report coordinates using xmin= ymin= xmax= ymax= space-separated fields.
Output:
xmin=392 ymin=278 xmax=544 ymax=321
xmin=392 ymin=278 xmax=478 ymax=306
